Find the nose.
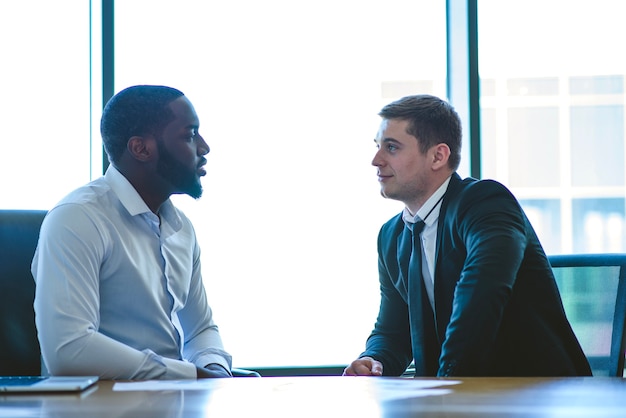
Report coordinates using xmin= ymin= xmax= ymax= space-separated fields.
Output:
xmin=197 ymin=134 xmax=210 ymax=156
xmin=371 ymin=148 xmax=383 ymax=167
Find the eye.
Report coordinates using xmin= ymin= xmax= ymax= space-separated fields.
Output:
xmin=386 ymin=144 xmax=398 ymax=152
xmin=185 ymin=129 xmax=197 ymax=141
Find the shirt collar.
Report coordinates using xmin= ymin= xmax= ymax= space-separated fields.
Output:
xmin=402 ymin=175 xmax=452 ymax=226
xmin=104 ymin=166 xmax=180 ymax=227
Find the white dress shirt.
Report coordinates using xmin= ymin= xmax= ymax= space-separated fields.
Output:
xmin=402 ymin=176 xmax=451 ymax=310
xmin=32 ymin=166 xmax=231 ymax=380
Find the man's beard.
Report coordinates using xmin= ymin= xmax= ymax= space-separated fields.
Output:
xmin=156 ymin=141 xmax=203 ymax=199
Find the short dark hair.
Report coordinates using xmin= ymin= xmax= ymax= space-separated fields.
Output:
xmin=378 ymin=94 xmax=462 ymax=170
xmin=100 ymin=85 xmax=185 ymax=165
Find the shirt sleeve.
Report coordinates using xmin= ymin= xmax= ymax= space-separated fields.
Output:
xmin=32 ymin=204 xmax=198 ymax=380
xmin=177 ymin=231 xmax=232 ymax=373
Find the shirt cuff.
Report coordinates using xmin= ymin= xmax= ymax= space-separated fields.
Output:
xmin=160 ymin=357 xmax=197 ymax=379
xmin=195 ymin=348 xmax=233 ymax=373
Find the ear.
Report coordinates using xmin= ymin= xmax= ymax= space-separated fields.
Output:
xmin=127 ymin=135 xmax=155 ymax=162
xmin=431 ymin=143 xmax=451 ymax=171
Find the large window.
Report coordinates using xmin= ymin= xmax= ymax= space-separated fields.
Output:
xmin=114 ymin=0 xmax=447 ymax=368
xmin=478 ymin=0 xmax=626 ymax=255
xmin=0 ymin=1 xmax=100 ymax=210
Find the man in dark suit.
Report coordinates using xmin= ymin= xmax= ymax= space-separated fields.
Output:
xmin=343 ymin=95 xmax=591 ymax=377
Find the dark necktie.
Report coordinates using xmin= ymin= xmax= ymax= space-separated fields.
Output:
xmin=407 ymin=219 xmax=426 ymax=297
xmin=406 ymin=195 xmax=444 ymax=376
xmin=409 ymin=220 xmax=426 ymax=273
xmin=406 ymin=219 xmax=427 ymax=374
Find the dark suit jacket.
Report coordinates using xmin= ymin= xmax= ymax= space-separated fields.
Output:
xmin=361 ymin=173 xmax=592 ymax=377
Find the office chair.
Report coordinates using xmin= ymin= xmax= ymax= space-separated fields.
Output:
xmin=0 ymin=209 xmax=260 ymax=377
xmin=549 ymin=253 xmax=626 ymax=377
xmin=0 ymin=209 xmax=47 ymax=375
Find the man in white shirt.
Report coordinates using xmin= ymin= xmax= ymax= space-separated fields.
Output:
xmin=32 ymin=85 xmax=232 ymax=380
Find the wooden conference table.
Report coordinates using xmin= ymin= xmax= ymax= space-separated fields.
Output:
xmin=1 ymin=376 xmax=626 ymax=417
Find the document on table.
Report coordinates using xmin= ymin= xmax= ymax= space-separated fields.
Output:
xmin=113 ymin=376 xmax=461 ymax=402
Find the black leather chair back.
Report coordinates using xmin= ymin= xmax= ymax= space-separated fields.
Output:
xmin=0 ymin=210 xmax=47 ymax=375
